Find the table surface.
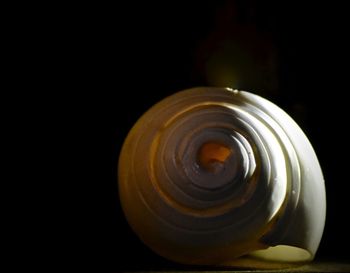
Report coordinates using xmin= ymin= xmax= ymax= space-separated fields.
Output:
xmin=120 ymin=261 xmax=350 ymax=272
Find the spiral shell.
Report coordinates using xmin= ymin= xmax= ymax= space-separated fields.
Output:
xmin=118 ymin=87 xmax=326 ymax=266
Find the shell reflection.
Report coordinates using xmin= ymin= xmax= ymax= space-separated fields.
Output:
xmin=118 ymin=87 xmax=326 ymax=267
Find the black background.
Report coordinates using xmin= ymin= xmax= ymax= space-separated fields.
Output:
xmin=34 ymin=1 xmax=349 ymax=271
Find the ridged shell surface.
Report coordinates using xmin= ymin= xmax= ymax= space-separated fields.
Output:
xmin=118 ymin=87 xmax=326 ymax=266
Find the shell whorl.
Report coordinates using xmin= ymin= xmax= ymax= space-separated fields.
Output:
xmin=118 ymin=87 xmax=324 ymax=265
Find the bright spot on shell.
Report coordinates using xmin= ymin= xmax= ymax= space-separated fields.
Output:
xmin=226 ymin=88 xmax=239 ymax=94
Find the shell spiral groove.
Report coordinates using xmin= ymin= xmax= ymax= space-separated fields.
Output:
xmin=118 ymin=87 xmax=326 ymax=267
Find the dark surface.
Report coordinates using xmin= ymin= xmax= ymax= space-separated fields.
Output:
xmin=24 ymin=0 xmax=350 ymax=271
xmin=120 ymin=262 xmax=350 ymax=272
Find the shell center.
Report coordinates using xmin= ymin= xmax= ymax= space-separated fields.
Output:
xmin=197 ymin=142 xmax=232 ymax=174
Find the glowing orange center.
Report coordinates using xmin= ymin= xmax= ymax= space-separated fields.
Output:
xmin=197 ymin=142 xmax=231 ymax=173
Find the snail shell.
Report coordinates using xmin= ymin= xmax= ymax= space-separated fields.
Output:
xmin=118 ymin=87 xmax=326 ymax=266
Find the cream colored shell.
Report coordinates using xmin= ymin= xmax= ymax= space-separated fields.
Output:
xmin=118 ymin=87 xmax=326 ymax=267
